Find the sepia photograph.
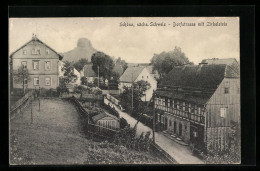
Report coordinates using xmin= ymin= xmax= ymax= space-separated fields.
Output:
xmin=9 ymin=17 xmax=240 ymax=165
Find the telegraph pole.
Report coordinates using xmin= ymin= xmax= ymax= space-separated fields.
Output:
xmin=38 ymin=87 xmax=40 ymax=111
xmin=31 ymin=99 xmax=33 ymax=124
xmin=97 ymin=66 xmax=100 ymax=88
xmin=152 ymin=92 xmax=156 ymax=143
xmin=131 ymin=73 xmax=134 ymax=114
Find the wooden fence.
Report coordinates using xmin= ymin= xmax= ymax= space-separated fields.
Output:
xmin=10 ymin=90 xmax=35 ymax=119
xmin=70 ymin=96 xmax=119 ymax=140
xmin=206 ymin=127 xmax=231 ymax=153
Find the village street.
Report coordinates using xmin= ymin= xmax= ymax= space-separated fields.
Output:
xmin=10 ymin=98 xmax=93 ymax=165
xmin=111 ymin=104 xmax=205 ymax=164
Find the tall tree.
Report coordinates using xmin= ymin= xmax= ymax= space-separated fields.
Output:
xmin=151 ymin=46 xmax=193 ymax=77
xmin=57 ymin=61 xmax=78 ymax=94
xmin=13 ymin=65 xmax=30 ymax=94
xmin=91 ymin=51 xmax=115 ymax=82
xmin=73 ymin=58 xmax=89 ymax=72
xmin=115 ymin=57 xmax=128 ymax=72
xmin=120 ymin=80 xmax=151 ymax=115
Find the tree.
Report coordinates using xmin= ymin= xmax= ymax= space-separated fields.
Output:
xmin=109 ymin=72 xmax=120 ymax=90
xmin=57 ymin=61 xmax=78 ymax=94
xmin=115 ymin=57 xmax=128 ymax=72
xmin=91 ymin=51 xmax=115 ymax=82
xmin=151 ymin=46 xmax=193 ymax=78
xmin=73 ymin=58 xmax=89 ymax=72
xmin=119 ymin=81 xmax=151 ymax=115
xmin=13 ymin=65 xmax=30 ymax=94
xmin=80 ymin=76 xmax=88 ymax=86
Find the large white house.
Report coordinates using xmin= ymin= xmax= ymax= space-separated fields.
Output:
xmin=119 ymin=66 xmax=157 ymax=102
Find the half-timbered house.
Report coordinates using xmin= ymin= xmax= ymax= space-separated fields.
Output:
xmin=154 ymin=59 xmax=240 ymax=152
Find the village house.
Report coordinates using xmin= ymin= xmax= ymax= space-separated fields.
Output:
xmin=154 ymin=58 xmax=240 ymax=153
xmin=10 ymin=35 xmax=63 ymax=90
xmin=80 ymin=63 xmax=98 ymax=83
xmin=119 ymin=66 xmax=157 ymax=102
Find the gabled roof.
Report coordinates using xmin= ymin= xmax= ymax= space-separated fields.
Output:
xmin=82 ymin=64 xmax=97 ymax=77
xmin=201 ymin=58 xmax=237 ymax=65
xmin=119 ymin=66 xmax=146 ymax=83
xmin=92 ymin=112 xmax=119 ymax=123
xmin=157 ymin=63 xmax=240 ymax=104
xmin=10 ymin=36 xmax=63 ymax=60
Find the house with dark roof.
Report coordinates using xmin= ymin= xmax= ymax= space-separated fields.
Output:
xmin=80 ymin=64 xmax=98 ymax=83
xmin=10 ymin=35 xmax=63 ymax=90
xmin=154 ymin=60 xmax=240 ymax=153
xmin=119 ymin=66 xmax=157 ymax=102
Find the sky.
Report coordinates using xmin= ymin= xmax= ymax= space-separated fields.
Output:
xmin=9 ymin=17 xmax=239 ymax=64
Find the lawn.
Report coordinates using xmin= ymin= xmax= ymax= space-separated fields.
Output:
xmin=10 ymin=98 xmax=164 ymax=165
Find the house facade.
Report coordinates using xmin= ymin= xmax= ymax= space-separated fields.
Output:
xmin=154 ymin=59 xmax=240 ymax=152
xmin=10 ymin=35 xmax=62 ymax=90
xmin=119 ymin=66 xmax=157 ymax=102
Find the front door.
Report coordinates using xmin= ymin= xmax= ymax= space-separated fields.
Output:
xmin=165 ymin=117 xmax=168 ymax=130
xmin=179 ymin=123 xmax=182 ymax=136
xmin=174 ymin=121 xmax=176 ymax=134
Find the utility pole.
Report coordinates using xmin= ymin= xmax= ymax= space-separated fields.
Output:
xmin=131 ymin=73 xmax=134 ymax=114
xmin=152 ymin=92 xmax=156 ymax=143
xmin=97 ymin=66 xmax=100 ymax=88
xmin=38 ymin=87 xmax=40 ymax=111
xmin=31 ymin=98 xmax=33 ymax=124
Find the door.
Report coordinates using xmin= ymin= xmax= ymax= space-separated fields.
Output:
xmin=179 ymin=123 xmax=182 ymax=136
xmin=165 ymin=117 xmax=168 ymax=130
xmin=174 ymin=121 xmax=176 ymax=134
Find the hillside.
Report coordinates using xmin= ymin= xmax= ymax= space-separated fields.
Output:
xmin=62 ymin=38 xmax=97 ymax=62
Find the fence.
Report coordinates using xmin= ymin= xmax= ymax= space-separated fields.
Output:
xmin=70 ymin=96 xmax=119 ymax=140
xmin=10 ymin=90 xmax=35 ymax=120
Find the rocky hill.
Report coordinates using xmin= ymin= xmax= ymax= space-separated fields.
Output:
xmin=62 ymin=38 xmax=97 ymax=62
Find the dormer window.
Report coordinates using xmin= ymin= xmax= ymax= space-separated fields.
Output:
xmin=23 ymin=50 xmax=27 ymax=55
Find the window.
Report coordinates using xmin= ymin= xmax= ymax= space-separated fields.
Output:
xmin=183 ymin=102 xmax=185 ymax=111
xmin=237 ymin=87 xmax=240 ymax=94
xmin=45 ymin=77 xmax=51 ymax=86
xmin=24 ymin=78 xmax=28 ymax=85
xmin=224 ymin=88 xmax=229 ymax=94
xmin=198 ymin=107 xmax=201 ymax=115
xmin=21 ymin=61 xmax=27 ymax=69
xmin=32 ymin=48 xmax=40 ymax=55
xmin=147 ymin=76 xmax=148 ymax=79
xmin=45 ymin=61 xmax=51 ymax=70
xmin=46 ymin=49 xmax=49 ymax=54
xmin=33 ymin=61 xmax=39 ymax=70
xmin=169 ymin=120 xmax=172 ymax=126
xmin=174 ymin=100 xmax=177 ymax=109
xmin=23 ymin=50 xmax=27 ymax=55
xmin=220 ymin=108 xmax=227 ymax=118
xmin=142 ymin=76 xmax=144 ymax=79
xmin=34 ymin=77 xmax=39 ymax=85
xmin=169 ymin=100 xmax=173 ymax=107
xmin=191 ymin=104 xmax=195 ymax=113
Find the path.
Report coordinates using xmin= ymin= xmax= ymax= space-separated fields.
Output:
xmin=106 ymin=100 xmax=204 ymax=164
